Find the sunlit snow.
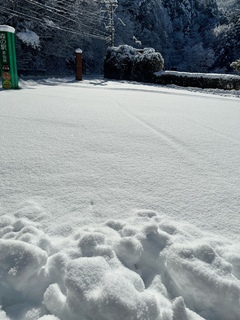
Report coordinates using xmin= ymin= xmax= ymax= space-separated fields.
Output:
xmin=0 ymin=77 xmax=240 ymax=320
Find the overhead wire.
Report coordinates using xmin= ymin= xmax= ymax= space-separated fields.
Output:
xmin=3 ymin=0 xmax=113 ymax=41
xmin=4 ymin=0 xmax=110 ymax=37
xmin=11 ymin=3 xmax=65 ymax=25
xmin=49 ymin=0 xmax=110 ymax=19
xmin=5 ymin=0 xmax=110 ymax=38
xmin=1 ymin=5 xmax=110 ymax=40
xmin=22 ymin=0 xmax=110 ymax=37
xmin=23 ymin=0 xmax=108 ymax=24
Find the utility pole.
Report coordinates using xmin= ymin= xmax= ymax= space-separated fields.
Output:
xmin=109 ymin=2 xmax=115 ymax=46
xmin=101 ymin=0 xmax=118 ymax=47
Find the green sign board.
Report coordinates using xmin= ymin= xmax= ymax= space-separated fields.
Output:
xmin=0 ymin=25 xmax=18 ymax=89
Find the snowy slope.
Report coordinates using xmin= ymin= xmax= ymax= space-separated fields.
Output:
xmin=0 ymin=78 xmax=240 ymax=320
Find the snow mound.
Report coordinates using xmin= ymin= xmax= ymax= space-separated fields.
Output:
xmin=0 ymin=212 xmax=240 ymax=320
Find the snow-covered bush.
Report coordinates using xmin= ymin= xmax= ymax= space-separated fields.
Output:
xmin=230 ymin=59 xmax=240 ymax=74
xmin=132 ymin=48 xmax=164 ymax=82
xmin=104 ymin=45 xmax=164 ymax=82
xmin=104 ymin=45 xmax=136 ymax=80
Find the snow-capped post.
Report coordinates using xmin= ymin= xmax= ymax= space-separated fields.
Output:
xmin=75 ymin=48 xmax=82 ymax=81
xmin=0 ymin=25 xmax=18 ymax=89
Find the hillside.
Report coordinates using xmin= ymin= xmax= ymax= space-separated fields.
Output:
xmin=0 ymin=0 xmax=239 ymax=74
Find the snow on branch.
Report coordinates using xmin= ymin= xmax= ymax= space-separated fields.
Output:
xmin=17 ymin=29 xmax=40 ymax=49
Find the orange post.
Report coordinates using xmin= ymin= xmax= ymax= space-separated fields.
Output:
xmin=75 ymin=48 xmax=82 ymax=81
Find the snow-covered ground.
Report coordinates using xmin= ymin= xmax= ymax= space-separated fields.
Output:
xmin=0 ymin=77 xmax=240 ymax=320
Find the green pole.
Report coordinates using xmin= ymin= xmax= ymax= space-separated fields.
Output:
xmin=0 ymin=25 xmax=19 ymax=89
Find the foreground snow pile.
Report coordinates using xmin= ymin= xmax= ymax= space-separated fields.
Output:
xmin=1 ymin=211 xmax=240 ymax=320
xmin=1 ymin=78 xmax=240 ymax=320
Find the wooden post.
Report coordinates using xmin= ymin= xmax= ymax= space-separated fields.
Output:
xmin=75 ymin=48 xmax=82 ymax=81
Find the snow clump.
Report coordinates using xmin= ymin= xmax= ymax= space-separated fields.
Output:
xmin=0 ymin=211 xmax=240 ymax=320
xmin=17 ymin=29 xmax=40 ymax=49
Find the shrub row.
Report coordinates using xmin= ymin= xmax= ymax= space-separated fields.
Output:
xmin=104 ymin=46 xmax=240 ymax=90
xmin=154 ymin=71 xmax=240 ymax=90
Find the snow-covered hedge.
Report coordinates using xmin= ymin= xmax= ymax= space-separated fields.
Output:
xmin=104 ymin=45 xmax=164 ymax=82
xmin=154 ymin=71 xmax=240 ymax=90
xmin=104 ymin=47 xmax=240 ymax=90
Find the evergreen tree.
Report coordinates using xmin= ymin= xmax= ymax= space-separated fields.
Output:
xmin=0 ymin=0 xmax=109 ymax=73
xmin=0 ymin=0 xmax=237 ymax=74
xmin=213 ymin=0 xmax=240 ymax=71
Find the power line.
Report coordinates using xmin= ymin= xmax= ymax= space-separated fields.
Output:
xmin=1 ymin=6 xmax=110 ymax=40
xmin=2 ymin=0 xmax=114 ymax=41
xmin=24 ymin=0 xmax=107 ymax=24
xmin=22 ymin=0 xmax=109 ymax=36
xmin=4 ymin=1 xmax=109 ymax=35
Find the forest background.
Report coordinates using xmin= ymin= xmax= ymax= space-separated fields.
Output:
xmin=0 ymin=0 xmax=239 ymax=75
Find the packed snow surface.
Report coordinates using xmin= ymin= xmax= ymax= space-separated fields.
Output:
xmin=0 ymin=77 xmax=240 ymax=320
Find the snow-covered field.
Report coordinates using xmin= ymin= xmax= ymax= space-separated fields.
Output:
xmin=0 ymin=77 xmax=240 ymax=320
